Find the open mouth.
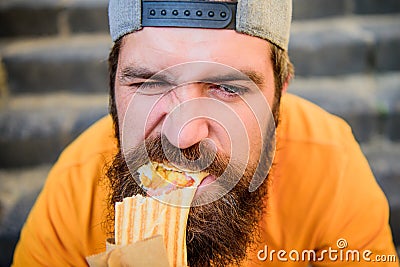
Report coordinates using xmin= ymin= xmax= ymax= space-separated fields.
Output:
xmin=195 ymin=174 xmax=217 ymax=196
xmin=137 ymin=161 xmax=210 ymax=196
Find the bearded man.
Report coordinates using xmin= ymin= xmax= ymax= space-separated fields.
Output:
xmin=13 ymin=0 xmax=398 ymax=266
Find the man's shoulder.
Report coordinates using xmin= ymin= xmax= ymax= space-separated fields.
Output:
xmin=13 ymin=116 xmax=115 ymax=263
xmin=280 ymin=93 xmax=354 ymax=147
xmin=54 ymin=115 xmax=117 ymax=172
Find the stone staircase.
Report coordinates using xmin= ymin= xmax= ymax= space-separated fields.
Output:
xmin=0 ymin=0 xmax=399 ymax=265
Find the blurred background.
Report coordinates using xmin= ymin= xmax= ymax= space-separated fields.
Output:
xmin=0 ymin=0 xmax=399 ymax=266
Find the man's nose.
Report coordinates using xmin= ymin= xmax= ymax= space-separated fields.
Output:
xmin=161 ymin=84 xmax=210 ymax=149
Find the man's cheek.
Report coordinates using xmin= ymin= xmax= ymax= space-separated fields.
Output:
xmin=245 ymin=116 xmax=270 ymax=172
xmin=118 ymin=95 xmax=167 ymax=149
xmin=115 ymin=88 xmax=132 ymax=123
xmin=236 ymin=109 xmax=264 ymax=162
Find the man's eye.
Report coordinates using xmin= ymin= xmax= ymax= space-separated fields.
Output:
xmin=221 ymin=85 xmax=242 ymax=94
xmin=209 ymin=84 xmax=248 ymax=100
xmin=130 ymin=81 xmax=172 ymax=95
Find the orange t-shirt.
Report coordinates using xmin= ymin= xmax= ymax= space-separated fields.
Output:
xmin=13 ymin=94 xmax=398 ymax=266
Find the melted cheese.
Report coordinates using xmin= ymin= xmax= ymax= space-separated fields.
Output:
xmin=137 ymin=161 xmax=209 ymax=192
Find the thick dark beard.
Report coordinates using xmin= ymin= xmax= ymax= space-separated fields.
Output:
xmin=106 ymin=134 xmax=271 ymax=267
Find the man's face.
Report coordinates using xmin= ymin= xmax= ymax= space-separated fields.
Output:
xmin=114 ymin=27 xmax=276 ymax=173
xmin=109 ymin=27 xmax=279 ymax=266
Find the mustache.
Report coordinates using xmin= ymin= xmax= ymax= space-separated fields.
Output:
xmin=121 ymin=135 xmax=255 ymax=206
xmin=124 ymin=135 xmax=245 ymax=179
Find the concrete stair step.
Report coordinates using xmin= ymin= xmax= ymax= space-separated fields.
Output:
xmin=289 ymin=15 xmax=400 ymax=76
xmin=352 ymin=0 xmax=400 ymax=15
xmin=0 ymin=0 xmax=108 ymax=38
xmin=0 ymin=164 xmax=51 ymax=267
xmin=1 ymin=0 xmax=399 ymax=38
xmin=397 ymin=247 xmax=400 ymax=262
xmin=1 ymin=15 xmax=399 ymax=94
xmin=0 ymin=34 xmax=112 ymax=94
xmin=0 ymin=93 xmax=108 ymax=168
xmin=290 ymin=72 xmax=400 ymax=143
xmin=361 ymin=138 xmax=400 ymax=247
xmin=294 ymin=0 xmax=400 ymax=20
xmin=293 ymin=0 xmax=351 ymax=20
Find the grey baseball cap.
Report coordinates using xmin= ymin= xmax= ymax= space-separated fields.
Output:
xmin=108 ymin=0 xmax=292 ymax=50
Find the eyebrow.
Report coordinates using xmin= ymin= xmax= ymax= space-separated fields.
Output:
xmin=118 ymin=66 xmax=167 ymax=83
xmin=205 ymin=70 xmax=265 ymax=87
xmin=118 ymin=66 xmax=265 ymax=87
